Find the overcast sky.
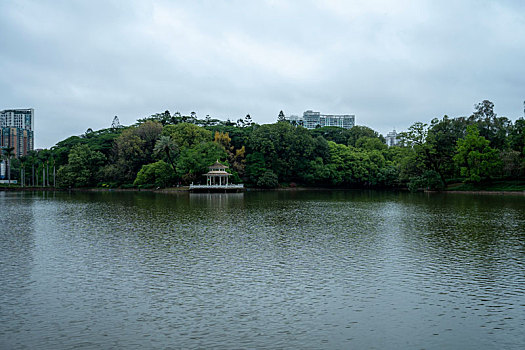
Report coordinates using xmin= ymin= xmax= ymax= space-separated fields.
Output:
xmin=1 ymin=0 xmax=524 ymax=148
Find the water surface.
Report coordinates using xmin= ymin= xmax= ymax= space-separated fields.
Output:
xmin=1 ymin=190 xmax=524 ymax=349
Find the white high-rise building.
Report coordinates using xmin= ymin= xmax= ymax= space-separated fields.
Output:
xmin=286 ymin=110 xmax=355 ymax=129
xmin=1 ymin=108 xmax=34 ymax=130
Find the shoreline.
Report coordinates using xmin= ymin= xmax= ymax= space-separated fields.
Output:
xmin=1 ymin=186 xmax=524 ymax=196
xmin=427 ymin=190 xmax=525 ymax=196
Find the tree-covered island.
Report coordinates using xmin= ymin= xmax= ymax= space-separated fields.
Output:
xmin=4 ymin=100 xmax=525 ymax=192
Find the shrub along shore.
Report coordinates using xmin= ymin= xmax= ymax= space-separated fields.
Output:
xmin=3 ymin=100 xmax=524 ymax=192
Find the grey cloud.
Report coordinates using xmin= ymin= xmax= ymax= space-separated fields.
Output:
xmin=1 ymin=0 xmax=524 ymax=148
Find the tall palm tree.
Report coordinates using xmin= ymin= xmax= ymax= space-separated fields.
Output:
xmin=51 ymin=156 xmax=56 ymax=187
xmin=2 ymin=147 xmax=15 ymax=185
xmin=37 ymin=150 xmax=49 ymax=187
xmin=19 ymin=156 xmax=27 ymax=187
xmin=154 ymin=136 xmax=178 ymax=172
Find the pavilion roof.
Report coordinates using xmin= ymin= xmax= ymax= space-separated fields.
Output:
xmin=209 ymin=160 xmax=228 ymax=169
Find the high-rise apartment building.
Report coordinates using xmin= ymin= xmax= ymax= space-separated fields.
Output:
xmin=1 ymin=108 xmax=34 ymax=158
xmin=286 ymin=110 xmax=355 ymax=129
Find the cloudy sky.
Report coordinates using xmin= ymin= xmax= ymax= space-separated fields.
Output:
xmin=1 ymin=0 xmax=524 ymax=148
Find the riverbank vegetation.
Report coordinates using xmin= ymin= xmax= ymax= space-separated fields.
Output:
xmin=5 ymin=100 xmax=525 ymax=191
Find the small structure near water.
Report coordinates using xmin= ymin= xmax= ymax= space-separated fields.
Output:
xmin=189 ymin=160 xmax=244 ymax=192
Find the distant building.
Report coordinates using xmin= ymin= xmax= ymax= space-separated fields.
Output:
xmin=285 ymin=110 xmax=355 ymax=129
xmin=0 ymin=108 xmax=34 ymax=158
xmin=287 ymin=114 xmax=304 ymax=127
xmin=385 ymin=129 xmax=399 ymax=147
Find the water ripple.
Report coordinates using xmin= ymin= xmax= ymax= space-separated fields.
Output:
xmin=0 ymin=191 xmax=524 ymax=349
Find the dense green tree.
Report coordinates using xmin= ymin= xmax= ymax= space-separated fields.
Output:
xmin=176 ymin=142 xmax=227 ymax=184
xmin=469 ymin=100 xmax=511 ymax=150
xmin=113 ymin=128 xmax=145 ymax=183
xmin=398 ymin=122 xmax=428 ymax=147
xmin=245 ymin=152 xmax=267 ymax=184
xmin=108 ymin=121 xmax=162 ymax=183
xmin=206 ymin=124 xmax=255 ymax=150
xmin=79 ymin=128 xmax=123 ymax=155
xmin=426 ymin=116 xmax=467 ymax=180
xmin=223 ymin=119 xmax=236 ymax=127
xmin=52 ymin=136 xmax=84 ymax=166
xmin=134 ymin=160 xmax=176 ymax=188
xmin=407 ymin=170 xmax=445 ymax=192
xmin=325 ymin=142 xmax=370 ymax=186
xmin=509 ymin=118 xmax=525 ymax=155
xmin=163 ymin=123 xmax=213 ymax=149
xmin=51 ymin=128 xmax=122 ymax=168
xmin=154 ymin=135 xmax=178 ymax=171
xmin=453 ymin=125 xmax=501 ymax=183
xmin=57 ymin=144 xmax=106 ymax=187
xmin=257 ymin=170 xmax=279 ymax=188
xmin=499 ymin=149 xmax=523 ymax=178
xmin=376 ymin=165 xmax=400 ymax=188
xmin=364 ymin=149 xmax=387 ymax=185
xmin=134 ymin=121 xmax=163 ymax=160
xmin=248 ymin=122 xmax=319 ymax=182
xmin=213 ymin=131 xmax=246 ymax=179
xmin=310 ymin=126 xmax=349 ymax=145
xmin=398 ymin=121 xmax=449 ymax=186
xmin=355 ymin=137 xmax=388 ymax=151
xmin=346 ymin=125 xmax=385 ymax=147
xmin=300 ymin=157 xmax=331 ymax=185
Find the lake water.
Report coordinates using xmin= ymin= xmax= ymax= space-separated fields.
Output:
xmin=1 ymin=190 xmax=524 ymax=349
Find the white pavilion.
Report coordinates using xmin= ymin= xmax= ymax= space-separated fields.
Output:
xmin=204 ymin=160 xmax=231 ymax=186
xmin=189 ymin=160 xmax=244 ymax=191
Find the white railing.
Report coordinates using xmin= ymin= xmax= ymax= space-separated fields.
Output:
xmin=0 ymin=180 xmax=18 ymax=184
xmin=189 ymin=183 xmax=244 ymax=189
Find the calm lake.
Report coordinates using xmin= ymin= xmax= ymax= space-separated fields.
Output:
xmin=1 ymin=190 xmax=524 ymax=349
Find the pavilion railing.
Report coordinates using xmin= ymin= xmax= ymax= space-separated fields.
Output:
xmin=189 ymin=184 xmax=244 ymax=189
